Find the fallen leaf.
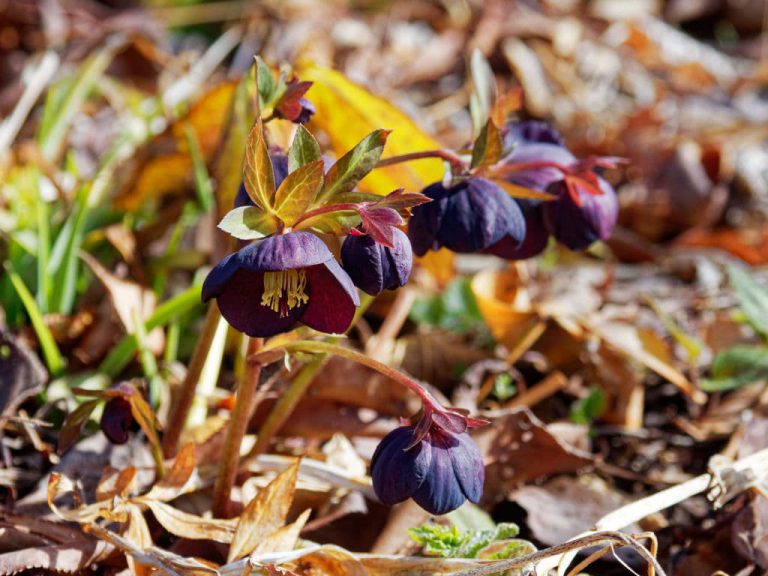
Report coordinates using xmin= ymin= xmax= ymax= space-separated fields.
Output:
xmin=297 ymin=62 xmax=445 ymax=196
xmin=228 ymin=459 xmax=301 ymax=562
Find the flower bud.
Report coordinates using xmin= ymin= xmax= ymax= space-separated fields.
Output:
xmin=408 ymin=177 xmax=525 ymax=256
xmin=486 ymin=200 xmax=549 ymax=259
xmin=543 ymin=177 xmax=618 ymax=251
xmin=340 ymin=229 xmax=412 ymax=296
xmin=371 ymin=422 xmax=484 ymax=515
xmin=100 ymin=396 xmax=133 ymax=445
xmin=503 ymin=119 xmax=565 ymax=148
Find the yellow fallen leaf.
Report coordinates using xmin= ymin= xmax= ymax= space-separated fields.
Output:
xmin=296 ymin=62 xmax=445 ymax=196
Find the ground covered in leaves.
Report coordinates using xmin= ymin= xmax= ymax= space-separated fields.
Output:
xmin=2 ymin=0 xmax=768 ymax=575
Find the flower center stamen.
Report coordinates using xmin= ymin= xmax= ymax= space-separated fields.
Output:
xmin=261 ymin=269 xmax=309 ymax=317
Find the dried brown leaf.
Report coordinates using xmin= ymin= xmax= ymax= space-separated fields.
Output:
xmin=143 ymin=442 xmax=196 ymax=501
xmin=95 ymin=466 xmax=137 ymax=501
xmin=227 ymin=459 xmax=300 ymax=562
xmin=142 ymin=500 xmax=237 ymax=543
xmin=252 ymin=508 xmax=311 ymax=556
xmin=124 ymin=503 xmax=153 ymax=576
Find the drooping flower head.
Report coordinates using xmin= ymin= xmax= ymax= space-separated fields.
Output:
xmin=543 ymin=176 xmax=618 ymax=251
xmin=202 ymin=232 xmax=360 ymax=337
xmin=101 ymin=396 xmax=132 ymax=445
xmin=485 ymin=200 xmax=549 ymax=260
xmin=371 ymin=408 xmax=485 ymax=515
xmin=408 ymin=177 xmax=525 ymax=256
xmin=341 ymin=228 xmax=413 ymax=296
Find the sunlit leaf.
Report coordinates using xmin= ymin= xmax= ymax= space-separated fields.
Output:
xmin=274 ymin=159 xmax=324 ymax=226
xmin=243 ymin=118 xmax=276 ymax=211
xmin=701 ymin=345 xmax=768 ymax=391
xmin=288 ymin=125 xmax=322 ymax=173
xmin=227 ymin=460 xmax=300 ymax=562
xmin=142 ymin=500 xmax=237 ymax=544
xmin=468 ymin=49 xmax=495 ymax=137
xmin=471 ymin=120 xmax=503 ymax=168
xmin=297 ymin=62 xmax=444 ymax=195
xmin=218 ymin=206 xmax=279 ymax=240
xmin=316 ymin=129 xmax=390 ymax=204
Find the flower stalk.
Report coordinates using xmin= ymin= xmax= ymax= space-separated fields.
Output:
xmin=212 ymin=336 xmax=263 ymax=518
xmin=375 ymin=149 xmax=466 ymax=172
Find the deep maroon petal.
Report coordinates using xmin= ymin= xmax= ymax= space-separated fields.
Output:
xmin=412 ymin=433 xmax=466 ymax=515
xmin=371 ymin=426 xmax=431 ymax=505
xmin=202 ymin=232 xmax=333 ymax=303
xmin=446 ymin=432 xmax=485 ymax=504
xmin=234 ymin=154 xmax=290 ymax=208
xmin=100 ymin=397 xmax=132 ymax=445
xmin=300 ymin=258 xmax=360 ymax=334
xmin=387 ymin=228 xmax=413 ymax=288
xmin=214 ymin=268 xmax=303 ymax=337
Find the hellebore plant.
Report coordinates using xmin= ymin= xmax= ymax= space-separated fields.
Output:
xmin=163 ymin=54 xmax=625 ymax=519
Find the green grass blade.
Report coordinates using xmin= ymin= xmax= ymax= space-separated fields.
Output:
xmin=36 ymin=199 xmax=51 ymax=313
xmin=99 ymin=284 xmax=202 ymax=377
xmin=6 ymin=263 xmax=65 ymax=376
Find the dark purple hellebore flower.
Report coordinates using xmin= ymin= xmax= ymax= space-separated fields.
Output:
xmin=371 ymin=422 xmax=484 ymax=515
xmin=408 ymin=177 xmax=525 ymax=256
xmin=340 ymin=228 xmax=412 ymax=296
xmin=202 ymin=232 xmax=360 ymax=337
xmin=234 ymin=153 xmax=290 ymax=208
xmin=503 ymin=140 xmax=575 ymax=191
xmin=101 ymin=396 xmax=132 ymax=445
xmin=485 ymin=200 xmax=549 ymax=259
xmin=543 ymin=177 xmax=618 ymax=251
xmin=292 ymin=98 xmax=316 ymax=124
xmin=503 ymin=119 xmax=565 ymax=148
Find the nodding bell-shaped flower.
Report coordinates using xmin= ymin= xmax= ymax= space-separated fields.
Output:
xmin=202 ymin=231 xmax=360 ymax=337
xmin=371 ymin=408 xmax=485 ymax=515
xmin=408 ymin=177 xmax=525 ymax=256
xmin=101 ymin=396 xmax=132 ymax=445
xmin=485 ymin=200 xmax=549 ymax=260
xmin=340 ymin=228 xmax=413 ymax=296
xmin=543 ymin=177 xmax=618 ymax=251
xmin=503 ymin=119 xmax=566 ymax=148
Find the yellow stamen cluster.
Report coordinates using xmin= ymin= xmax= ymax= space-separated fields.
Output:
xmin=261 ymin=269 xmax=309 ymax=316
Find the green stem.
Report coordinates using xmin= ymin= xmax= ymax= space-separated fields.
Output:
xmin=212 ymin=336 xmax=263 ymax=518
xmin=162 ymin=303 xmax=222 ymax=457
xmin=375 ymin=149 xmax=466 ymax=172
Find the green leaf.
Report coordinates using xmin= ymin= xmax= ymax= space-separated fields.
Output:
xmin=218 ymin=206 xmax=279 ymax=240
xmin=57 ymin=399 xmax=101 ymax=454
xmin=570 ymin=387 xmax=606 ymax=425
xmin=315 ymin=129 xmax=390 ymax=204
xmin=471 ymin=120 xmax=503 ymax=168
xmin=6 ymin=264 xmax=65 ymax=376
xmin=728 ymin=265 xmax=768 ymax=338
xmin=410 ymin=278 xmax=484 ymax=333
xmin=99 ymin=284 xmax=202 ymax=377
xmin=243 ymin=118 xmax=275 ymax=211
xmin=288 ymin=125 xmax=321 ymax=173
xmin=255 ymin=56 xmax=276 ymax=109
xmin=408 ymin=521 xmax=521 ymax=559
xmin=274 ymin=159 xmax=324 ymax=226
xmin=295 ymin=210 xmax=360 ymax=235
xmin=701 ymin=345 xmax=768 ymax=391
xmin=183 ymin=124 xmax=214 ymax=213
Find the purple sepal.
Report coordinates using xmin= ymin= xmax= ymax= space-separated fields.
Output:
xmin=408 ymin=177 xmax=525 ymax=256
xmin=543 ymin=177 xmax=618 ymax=251
xmin=341 ymin=228 xmax=413 ymax=296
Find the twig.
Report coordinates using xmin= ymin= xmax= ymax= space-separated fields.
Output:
xmin=453 ymin=531 xmax=666 ymax=576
